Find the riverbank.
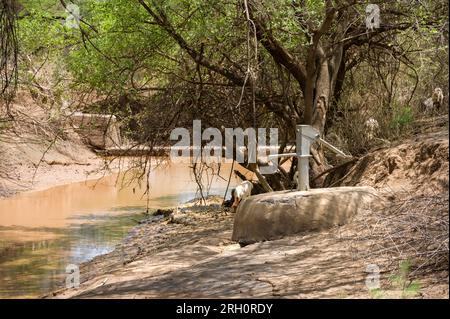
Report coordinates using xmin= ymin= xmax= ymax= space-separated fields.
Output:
xmin=47 ymin=124 xmax=449 ymax=299
xmin=0 ymin=91 xmax=137 ymax=198
xmin=2 ymin=91 xmax=448 ymax=298
xmin=47 ymin=189 xmax=448 ymax=299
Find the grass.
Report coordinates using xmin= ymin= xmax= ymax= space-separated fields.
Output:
xmin=390 ymin=106 xmax=415 ymax=131
xmin=369 ymin=260 xmax=422 ymax=299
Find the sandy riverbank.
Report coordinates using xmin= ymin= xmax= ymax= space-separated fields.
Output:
xmin=46 ymin=191 xmax=448 ymax=299
xmin=0 ymin=123 xmax=139 ymax=198
xmin=46 ymin=123 xmax=449 ymax=299
xmin=0 ymin=90 xmax=144 ymax=198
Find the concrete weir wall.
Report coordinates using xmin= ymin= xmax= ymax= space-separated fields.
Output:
xmin=70 ymin=112 xmax=122 ymax=150
xmin=232 ymin=187 xmax=378 ymax=245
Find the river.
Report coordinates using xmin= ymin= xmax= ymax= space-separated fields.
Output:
xmin=0 ymin=162 xmax=243 ymax=298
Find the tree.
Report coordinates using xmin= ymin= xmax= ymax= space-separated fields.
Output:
xmin=14 ymin=0 xmax=448 ymax=190
xmin=0 ymin=0 xmax=19 ymax=113
xmin=135 ymin=0 xmax=447 ymax=185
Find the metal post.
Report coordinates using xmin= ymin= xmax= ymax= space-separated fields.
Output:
xmin=269 ymin=124 xmax=348 ymax=192
xmin=296 ymin=126 xmax=303 ymax=190
xmin=296 ymin=125 xmax=313 ymax=191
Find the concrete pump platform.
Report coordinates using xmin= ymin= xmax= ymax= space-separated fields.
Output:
xmin=231 ymin=186 xmax=378 ymax=245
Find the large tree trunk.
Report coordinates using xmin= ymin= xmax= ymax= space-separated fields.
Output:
xmin=312 ymin=58 xmax=331 ymax=133
xmin=303 ymin=44 xmax=343 ymax=186
xmin=308 ymin=60 xmax=332 ymax=186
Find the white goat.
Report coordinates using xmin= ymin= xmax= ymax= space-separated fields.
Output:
xmin=231 ymin=181 xmax=253 ymax=212
xmin=432 ymin=87 xmax=444 ymax=109
xmin=422 ymin=87 xmax=444 ymax=112
xmin=364 ymin=117 xmax=380 ymax=140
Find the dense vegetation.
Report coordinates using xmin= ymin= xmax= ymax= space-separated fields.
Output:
xmin=1 ymin=0 xmax=449 ymax=190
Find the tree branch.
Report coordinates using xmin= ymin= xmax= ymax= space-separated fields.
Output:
xmin=247 ymin=0 xmax=307 ymax=92
xmin=138 ymin=0 xmax=246 ymax=88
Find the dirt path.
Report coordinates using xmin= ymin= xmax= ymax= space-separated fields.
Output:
xmin=47 ymin=190 xmax=448 ymax=299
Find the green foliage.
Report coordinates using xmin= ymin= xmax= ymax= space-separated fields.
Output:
xmin=18 ymin=1 xmax=75 ymax=54
xmin=369 ymin=260 xmax=421 ymax=299
xmin=17 ymin=0 xmax=447 ymax=96
xmin=391 ymin=105 xmax=414 ymax=129
xmin=14 ymin=0 xmax=449 ymax=150
xmin=389 ymin=260 xmax=421 ymax=298
xmin=403 ymin=281 xmax=421 ymax=296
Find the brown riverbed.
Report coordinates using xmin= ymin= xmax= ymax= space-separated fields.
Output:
xmin=0 ymin=162 xmax=243 ymax=298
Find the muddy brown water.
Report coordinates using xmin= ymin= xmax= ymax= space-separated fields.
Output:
xmin=0 ymin=162 xmax=244 ymax=298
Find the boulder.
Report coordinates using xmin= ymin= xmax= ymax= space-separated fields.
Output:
xmin=231 ymin=186 xmax=378 ymax=245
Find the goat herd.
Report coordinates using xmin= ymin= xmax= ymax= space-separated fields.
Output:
xmin=365 ymin=87 xmax=444 ymax=140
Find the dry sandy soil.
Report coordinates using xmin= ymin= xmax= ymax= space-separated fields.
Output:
xmin=47 ymin=191 xmax=448 ymax=299
xmin=0 ymin=92 xmax=126 ymax=198
xmin=328 ymin=115 xmax=449 ymax=194
xmin=47 ymin=117 xmax=448 ymax=299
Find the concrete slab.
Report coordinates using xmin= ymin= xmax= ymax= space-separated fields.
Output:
xmin=70 ymin=112 xmax=122 ymax=149
xmin=231 ymin=187 xmax=378 ymax=245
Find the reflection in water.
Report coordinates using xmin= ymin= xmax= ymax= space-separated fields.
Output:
xmin=0 ymin=201 xmax=151 ymax=298
xmin=0 ymin=162 xmax=245 ymax=298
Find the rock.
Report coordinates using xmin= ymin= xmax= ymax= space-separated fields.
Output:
xmin=153 ymin=209 xmax=173 ymax=217
xmin=231 ymin=186 xmax=378 ymax=245
xmin=168 ymin=209 xmax=195 ymax=225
